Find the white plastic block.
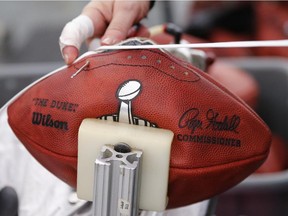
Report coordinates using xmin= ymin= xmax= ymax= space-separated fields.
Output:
xmin=77 ymin=118 xmax=174 ymax=211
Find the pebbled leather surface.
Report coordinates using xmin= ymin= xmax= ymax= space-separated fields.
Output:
xmin=7 ymin=45 xmax=271 ymax=208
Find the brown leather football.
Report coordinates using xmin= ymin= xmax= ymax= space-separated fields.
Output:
xmin=7 ymin=38 xmax=271 ymax=208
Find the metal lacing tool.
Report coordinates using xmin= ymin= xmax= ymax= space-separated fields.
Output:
xmin=71 ymin=61 xmax=90 ymax=78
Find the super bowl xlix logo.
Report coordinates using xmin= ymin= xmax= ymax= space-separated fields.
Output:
xmin=98 ymin=80 xmax=157 ymax=128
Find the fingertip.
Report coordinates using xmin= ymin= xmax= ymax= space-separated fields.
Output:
xmin=101 ymin=32 xmax=125 ymax=45
xmin=101 ymin=36 xmax=118 ymax=45
xmin=62 ymin=46 xmax=79 ymax=65
xmin=100 ymin=29 xmax=127 ymax=45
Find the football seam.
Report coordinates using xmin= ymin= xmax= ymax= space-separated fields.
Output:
xmin=75 ymin=63 xmax=200 ymax=83
xmin=73 ymin=49 xmax=200 ymax=80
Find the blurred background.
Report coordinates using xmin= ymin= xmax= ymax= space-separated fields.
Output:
xmin=1 ymin=1 xmax=288 ymax=215
xmin=0 ymin=1 xmax=190 ymax=63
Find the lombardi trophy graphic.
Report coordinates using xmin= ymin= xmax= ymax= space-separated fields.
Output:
xmin=98 ymin=80 xmax=157 ymax=127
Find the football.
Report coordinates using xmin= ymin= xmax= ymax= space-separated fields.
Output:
xmin=7 ymin=38 xmax=271 ymax=208
xmin=117 ymin=80 xmax=142 ymax=101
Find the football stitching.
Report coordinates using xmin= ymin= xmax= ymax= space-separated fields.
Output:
xmin=73 ymin=49 xmax=201 ymax=82
xmin=73 ymin=63 xmax=200 ymax=83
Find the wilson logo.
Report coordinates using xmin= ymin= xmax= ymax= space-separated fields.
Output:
xmin=32 ymin=112 xmax=68 ymax=131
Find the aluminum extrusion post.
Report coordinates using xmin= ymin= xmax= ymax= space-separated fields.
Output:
xmin=92 ymin=143 xmax=142 ymax=216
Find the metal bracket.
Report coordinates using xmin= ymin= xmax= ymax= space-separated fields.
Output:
xmin=92 ymin=143 xmax=142 ymax=216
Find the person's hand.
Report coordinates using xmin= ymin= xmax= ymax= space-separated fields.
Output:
xmin=59 ymin=0 xmax=151 ymax=65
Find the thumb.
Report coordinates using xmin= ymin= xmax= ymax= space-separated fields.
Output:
xmin=62 ymin=46 xmax=79 ymax=65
